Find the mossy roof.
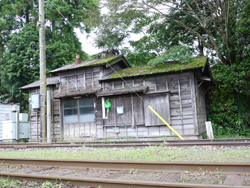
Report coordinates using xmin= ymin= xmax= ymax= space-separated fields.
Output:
xmin=50 ymin=55 xmax=123 ymax=73
xmin=108 ymin=56 xmax=208 ymax=79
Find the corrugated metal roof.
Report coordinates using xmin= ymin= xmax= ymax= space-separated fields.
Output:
xmin=105 ymin=56 xmax=208 ymax=80
xmin=20 ymin=76 xmax=59 ymax=90
xmin=97 ymin=87 xmax=148 ymax=97
xmin=54 ymin=88 xmax=102 ymax=99
xmin=50 ymin=55 xmax=129 ymax=73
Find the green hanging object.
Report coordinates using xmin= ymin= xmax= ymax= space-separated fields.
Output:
xmin=105 ymin=100 xmax=111 ymax=118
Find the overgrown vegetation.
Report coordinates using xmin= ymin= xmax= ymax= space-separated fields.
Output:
xmin=91 ymin=0 xmax=250 ymax=137
xmin=0 ymin=146 xmax=250 ymax=162
xmin=0 ymin=177 xmax=64 ymax=188
xmin=0 ymin=176 xmax=22 ymax=187
xmin=206 ymin=59 xmax=250 ymax=137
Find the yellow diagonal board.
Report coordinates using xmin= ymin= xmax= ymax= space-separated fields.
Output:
xmin=147 ymin=105 xmax=184 ymax=140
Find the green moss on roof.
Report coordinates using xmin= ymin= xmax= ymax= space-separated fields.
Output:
xmin=81 ymin=55 xmax=120 ymax=67
xmin=109 ymin=56 xmax=207 ymax=78
xmin=50 ymin=55 xmax=122 ymax=73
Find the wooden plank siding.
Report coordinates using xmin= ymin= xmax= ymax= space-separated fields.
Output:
xmin=29 ymin=88 xmax=40 ymax=141
xmin=59 ymin=66 xmax=103 ymax=140
xmin=101 ymin=71 xmax=199 ymax=139
xmin=28 ymin=63 xmax=206 ymax=140
xmin=195 ymin=82 xmax=207 ymax=135
xmin=60 ymin=67 xmax=102 ymax=93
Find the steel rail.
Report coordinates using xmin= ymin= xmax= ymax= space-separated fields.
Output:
xmin=0 ymin=172 xmax=243 ymax=188
xmin=0 ymin=158 xmax=249 ymax=174
xmin=1 ymin=138 xmax=250 ymax=146
xmin=1 ymin=141 xmax=250 ymax=149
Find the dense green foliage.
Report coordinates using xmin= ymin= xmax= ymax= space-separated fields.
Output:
xmin=0 ymin=24 xmax=39 ymax=109
xmin=92 ymin=0 xmax=250 ymax=136
xmin=0 ymin=0 xmax=99 ymax=111
xmin=148 ymin=46 xmax=194 ymax=66
xmin=207 ymin=87 xmax=250 ymax=137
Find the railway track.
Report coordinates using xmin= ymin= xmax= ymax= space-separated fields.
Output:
xmin=0 ymin=158 xmax=249 ymax=187
xmin=0 ymin=172 xmax=243 ymax=188
xmin=0 ymin=158 xmax=249 ymax=174
xmin=1 ymin=138 xmax=250 ymax=149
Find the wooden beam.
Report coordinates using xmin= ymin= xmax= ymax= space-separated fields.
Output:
xmin=178 ymin=74 xmax=184 ymax=135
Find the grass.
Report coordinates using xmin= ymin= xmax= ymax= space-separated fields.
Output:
xmin=0 ymin=145 xmax=250 ymax=163
xmin=0 ymin=177 xmax=22 ymax=187
xmin=0 ymin=177 xmax=66 ymax=188
xmin=214 ymin=134 xmax=250 ymax=139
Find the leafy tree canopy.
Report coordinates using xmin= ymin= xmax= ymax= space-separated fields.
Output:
xmin=0 ymin=0 xmax=99 ymax=109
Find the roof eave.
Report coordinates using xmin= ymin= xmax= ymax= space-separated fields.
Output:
xmin=49 ymin=55 xmax=130 ymax=74
xmin=99 ymin=66 xmax=206 ymax=82
xmin=19 ymin=83 xmax=58 ymax=90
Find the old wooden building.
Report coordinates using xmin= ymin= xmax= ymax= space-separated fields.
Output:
xmin=20 ymin=55 xmax=213 ymax=141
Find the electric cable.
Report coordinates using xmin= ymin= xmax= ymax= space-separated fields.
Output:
xmin=105 ymin=61 xmax=145 ymax=103
xmin=47 ymin=0 xmax=75 ymax=28
xmin=46 ymin=0 xmax=145 ymax=103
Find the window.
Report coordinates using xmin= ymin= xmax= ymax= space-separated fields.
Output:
xmin=63 ymin=99 xmax=95 ymax=123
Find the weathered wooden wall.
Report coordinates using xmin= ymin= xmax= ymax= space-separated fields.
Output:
xmin=29 ymin=65 xmax=207 ymax=141
xmin=101 ymin=71 xmax=200 ymax=138
xmin=62 ymin=95 xmax=103 ymax=141
xmin=29 ymin=86 xmax=61 ymax=142
xmin=59 ymin=67 xmax=102 ymax=93
xmin=52 ymin=86 xmax=61 ymax=140
xmin=29 ymin=88 xmax=40 ymax=141
xmin=28 ymin=63 xmax=121 ymax=141
xmin=195 ymin=83 xmax=207 ymax=135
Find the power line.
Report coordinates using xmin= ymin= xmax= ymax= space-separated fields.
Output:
xmin=105 ymin=61 xmax=145 ymax=103
xmin=46 ymin=1 xmax=144 ymax=102
xmin=47 ymin=0 xmax=75 ymax=28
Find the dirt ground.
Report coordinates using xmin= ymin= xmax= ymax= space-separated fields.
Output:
xmin=0 ymin=164 xmax=249 ymax=187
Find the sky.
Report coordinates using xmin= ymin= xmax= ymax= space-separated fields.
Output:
xmin=74 ymin=29 xmax=102 ymax=55
xmin=74 ymin=1 xmax=143 ymax=56
xmin=75 ymin=29 xmax=143 ymax=55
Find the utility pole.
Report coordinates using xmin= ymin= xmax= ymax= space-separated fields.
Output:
xmin=39 ymin=0 xmax=47 ymax=142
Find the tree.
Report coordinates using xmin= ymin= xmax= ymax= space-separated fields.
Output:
xmin=92 ymin=0 xmax=250 ymax=133
xmin=0 ymin=24 xmax=39 ymax=110
xmin=0 ymin=0 xmax=99 ymax=110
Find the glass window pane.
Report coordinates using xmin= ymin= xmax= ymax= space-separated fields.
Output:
xmin=64 ymin=108 xmax=77 ymax=115
xmin=64 ymin=115 xmax=78 ymax=123
xmin=79 ymin=107 xmax=94 ymax=114
xmin=79 ymin=114 xmax=95 ymax=122
xmin=79 ymin=99 xmax=94 ymax=107
xmin=64 ymin=101 xmax=77 ymax=108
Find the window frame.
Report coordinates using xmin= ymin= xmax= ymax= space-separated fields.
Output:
xmin=63 ymin=98 xmax=95 ymax=124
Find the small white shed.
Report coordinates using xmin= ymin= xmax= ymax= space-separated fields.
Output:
xmin=0 ymin=102 xmax=20 ymax=140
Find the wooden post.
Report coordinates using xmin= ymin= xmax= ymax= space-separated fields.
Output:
xmin=102 ymin=97 xmax=106 ymax=119
xmin=39 ymin=0 xmax=47 ymax=142
xmin=47 ymin=89 xmax=52 ymax=142
xmin=205 ymin=121 xmax=214 ymax=139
